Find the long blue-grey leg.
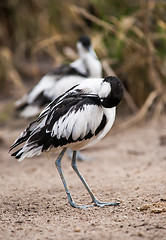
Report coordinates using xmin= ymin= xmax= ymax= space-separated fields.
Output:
xmin=72 ymin=151 xmax=120 ymax=207
xmin=55 ymin=148 xmax=92 ymax=209
xmin=67 ymin=149 xmax=91 ymax=162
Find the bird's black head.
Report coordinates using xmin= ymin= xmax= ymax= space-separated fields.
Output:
xmin=101 ymin=76 xmax=124 ymax=108
xmin=78 ymin=35 xmax=91 ymax=49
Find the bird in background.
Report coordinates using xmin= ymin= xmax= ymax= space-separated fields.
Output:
xmin=15 ymin=35 xmax=102 ymax=119
xmin=10 ymin=76 xmax=124 ymax=209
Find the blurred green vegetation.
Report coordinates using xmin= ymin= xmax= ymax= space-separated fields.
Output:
xmin=0 ymin=0 xmax=166 ymax=114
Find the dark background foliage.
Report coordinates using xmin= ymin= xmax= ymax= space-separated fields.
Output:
xmin=0 ymin=0 xmax=165 ymax=116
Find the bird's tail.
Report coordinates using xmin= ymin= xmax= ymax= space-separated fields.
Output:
xmin=15 ymin=94 xmax=28 ymax=109
xmin=20 ymin=105 xmax=41 ymax=119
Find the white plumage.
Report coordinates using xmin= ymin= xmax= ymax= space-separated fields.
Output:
xmin=10 ymin=76 xmax=123 ymax=209
xmin=16 ymin=36 xmax=102 ymax=118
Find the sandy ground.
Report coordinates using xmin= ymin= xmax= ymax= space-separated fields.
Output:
xmin=0 ymin=117 xmax=166 ymax=240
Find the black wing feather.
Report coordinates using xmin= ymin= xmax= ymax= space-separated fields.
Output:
xmin=10 ymin=90 xmax=101 ymax=156
xmin=48 ymin=64 xmax=87 ymax=78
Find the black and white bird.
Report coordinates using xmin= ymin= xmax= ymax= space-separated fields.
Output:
xmin=10 ymin=76 xmax=124 ymax=209
xmin=15 ymin=36 xmax=102 ymax=119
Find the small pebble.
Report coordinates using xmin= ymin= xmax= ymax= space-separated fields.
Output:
xmin=138 ymin=231 xmax=145 ymax=237
xmin=160 ymin=198 xmax=166 ymax=202
xmin=74 ymin=227 xmax=81 ymax=232
xmin=139 ymin=204 xmax=149 ymax=211
xmin=151 ymin=208 xmax=164 ymax=213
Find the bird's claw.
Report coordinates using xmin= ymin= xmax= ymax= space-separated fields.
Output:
xmin=93 ymin=199 xmax=120 ymax=207
xmin=69 ymin=201 xmax=93 ymax=209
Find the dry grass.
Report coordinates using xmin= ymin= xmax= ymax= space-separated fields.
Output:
xmin=0 ymin=0 xmax=165 ymax=119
